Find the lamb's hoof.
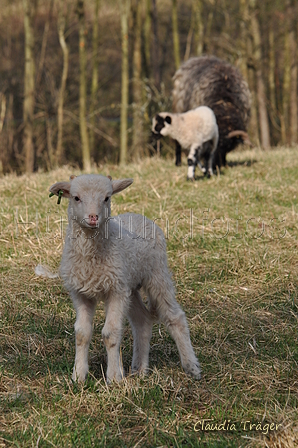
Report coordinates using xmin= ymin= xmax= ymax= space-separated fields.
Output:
xmin=72 ymin=367 xmax=87 ymax=383
xmin=175 ymin=162 xmax=182 ymax=166
xmin=184 ymin=362 xmax=201 ymax=380
xmin=187 ymin=176 xmax=195 ymax=182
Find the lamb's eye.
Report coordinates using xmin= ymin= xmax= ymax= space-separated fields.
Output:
xmin=104 ymin=196 xmax=110 ymax=202
xmin=74 ymin=196 xmax=80 ymax=202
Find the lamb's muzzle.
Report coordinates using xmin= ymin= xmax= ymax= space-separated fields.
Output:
xmin=49 ymin=174 xmax=201 ymax=383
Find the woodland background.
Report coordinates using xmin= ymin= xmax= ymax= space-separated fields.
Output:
xmin=0 ymin=0 xmax=297 ymax=174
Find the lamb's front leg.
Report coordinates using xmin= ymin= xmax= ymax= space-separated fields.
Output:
xmin=102 ymin=294 xmax=128 ymax=382
xmin=187 ymin=143 xmax=201 ymax=180
xmin=71 ymin=291 xmax=97 ymax=382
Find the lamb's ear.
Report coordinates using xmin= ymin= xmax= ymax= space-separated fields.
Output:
xmin=165 ymin=115 xmax=172 ymax=124
xmin=49 ymin=181 xmax=71 ymax=198
xmin=112 ymin=178 xmax=133 ymax=195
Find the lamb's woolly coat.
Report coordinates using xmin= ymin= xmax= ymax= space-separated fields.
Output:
xmin=152 ymin=106 xmax=218 ymax=179
xmin=49 ymin=174 xmax=201 ymax=383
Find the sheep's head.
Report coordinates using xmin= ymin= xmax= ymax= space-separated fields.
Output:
xmin=49 ymin=174 xmax=133 ymax=229
xmin=152 ymin=113 xmax=172 ymax=139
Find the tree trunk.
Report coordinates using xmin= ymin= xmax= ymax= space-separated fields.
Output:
xmin=247 ymin=39 xmax=259 ymax=145
xmin=143 ymin=0 xmax=151 ymax=78
xmin=56 ymin=2 xmax=69 ymax=165
xmin=77 ymin=0 xmax=91 ymax=172
xmin=152 ymin=0 xmax=160 ymax=87
xmin=132 ymin=0 xmax=143 ymax=159
xmin=192 ymin=0 xmax=203 ymax=56
xmin=172 ymin=0 xmax=180 ymax=69
xmin=268 ymin=25 xmax=280 ymax=137
xmin=281 ymin=10 xmax=291 ymax=145
xmin=119 ymin=0 xmax=130 ymax=165
xmin=249 ymin=0 xmax=270 ymax=148
xmin=23 ymin=0 xmax=35 ymax=172
xmin=89 ymin=0 xmax=100 ymax=154
xmin=239 ymin=0 xmax=248 ymax=80
xmin=289 ymin=2 xmax=297 ymax=144
xmin=36 ymin=0 xmax=54 ymax=87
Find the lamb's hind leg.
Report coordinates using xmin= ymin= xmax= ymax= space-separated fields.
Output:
xmin=146 ymin=277 xmax=201 ymax=379
xmin=127 ymin=291 xmax=154 ymax=374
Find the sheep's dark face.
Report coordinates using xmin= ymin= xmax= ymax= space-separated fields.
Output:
xmin=152 ymin=114 xmax=172 ymax=139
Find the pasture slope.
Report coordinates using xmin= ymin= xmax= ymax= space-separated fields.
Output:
xmin=0 ymin=147 xmax=298 ymax=447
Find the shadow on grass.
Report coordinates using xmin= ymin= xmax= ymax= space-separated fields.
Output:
xmin=226 ymin=158 xmax=258 ymax=168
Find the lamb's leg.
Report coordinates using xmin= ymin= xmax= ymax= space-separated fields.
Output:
xmin=71 ymin=292 xmax=97 ymax=382
xmin=175 ymin=140 xmax=182 ymax=166
xmin=146 ymin=277 xmax=201 ymax=379
xmin=187 ymin=143 xmax=202 ymax=180
xmin=127 ymin=291 xmax=153 ymax=374
xmin=207 ymin=154 xmax=214 ymax=177
xmin=102 ymin=294 xmax=128 ymax=382
xmin=195 ymin=148 xmax=206 ymax=174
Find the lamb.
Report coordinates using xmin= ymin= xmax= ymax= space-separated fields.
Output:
xmin=152 ymin=106 xmax=219 ymax=180
xmin=49 ymin=174 xmax=201 ymax=383
xmin=172 ymin=56 xmax=252 ymax=169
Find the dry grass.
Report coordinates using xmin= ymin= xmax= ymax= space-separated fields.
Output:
xmin=0 ymin=147 xmax=298 ymax=447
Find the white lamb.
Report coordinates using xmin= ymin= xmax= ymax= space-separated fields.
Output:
xmin=152 ymin=106 xmax=219 ymax=180
xmin=49 ymin=174 xmax=201 ymax=383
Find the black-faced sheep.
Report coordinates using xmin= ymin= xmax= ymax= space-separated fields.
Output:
xmin=152 ymin=106 xmax=219 ymax=180
xmin=172 ymin=55 xmax=252 ymax=169
xmin=48 ymin=174 xmax=201 ymax=383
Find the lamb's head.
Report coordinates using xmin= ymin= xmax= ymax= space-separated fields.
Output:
xmin=49 ymin=174 xmax=133 ymax=230
xmin=152 ymin=113 xmax=173 ymax=139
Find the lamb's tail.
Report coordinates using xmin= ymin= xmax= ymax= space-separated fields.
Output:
xmin=34 ymin=264 xmax=59 ymax=279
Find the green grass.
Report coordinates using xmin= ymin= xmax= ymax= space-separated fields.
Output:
xmin=1 ymin=147 xmax=298 ymax=447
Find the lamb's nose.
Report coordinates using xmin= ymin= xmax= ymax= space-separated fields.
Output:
xmin=89 ymin=214 xmax=98 ymax=222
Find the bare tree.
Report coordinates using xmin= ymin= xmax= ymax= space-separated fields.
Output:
xmin=172 ymin=0 xmax=180 ymax=69
xmin=289 ymin=1 xmax=297 ymax=144
xmin=119 ymin=0 xmax=130 ymax=165
xmin=152 ymin=0 xmax=160 ymax=87
xmin=192 ymin=0 xmax=204 ymax=56
xmin=249 ymin=0 xmax=270 ymax=148
xmin=56 ymin=1 xmax=69 ymax=165
xmin=89 ymin=0 xmax=100 ymax=154
xmin=23 ymin=0 xmax=36 ymax=172
xmin=132 ymin=0 xmax=143 ymax=159
xmin=77 ymin=0 xmax=91 ymax=171
xmin=143 ymin=0 xmax=151 ymax=77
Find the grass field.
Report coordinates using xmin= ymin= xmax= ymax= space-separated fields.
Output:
xmin=1 ymin=147 xmax=298 ymax=447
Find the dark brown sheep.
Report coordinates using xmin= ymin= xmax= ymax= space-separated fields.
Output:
xmin=172 ymin=56 xmax=252 ymax=169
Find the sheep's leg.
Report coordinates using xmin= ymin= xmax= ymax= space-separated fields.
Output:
xmin=195 ymin=148 xmax=206 ymax=174
xmin=127 ymin=291 xmax=153 ymax=374
xmin=146 ymin=278 xmax=201 ymax=379
xmin=71 ymin=292 xmax=97 ymax=382
xmin=102 ymin=294 xmax=128 ymax=382
xmin=207 ymin=134 xmax=219 ymax=176
xmin=175 ymin=140 xmax=182 ymax=166
xmin=207 ymin=154 xmax=214 ymax=177
xmin=187 ymin=143 xmax=202 ymax=180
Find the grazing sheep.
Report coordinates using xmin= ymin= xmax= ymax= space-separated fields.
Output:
xmin=172 ymin=56 xmax=252 ymax=169
xmin=49 ymin=174 xmax=201 ymax=383
xmin=152 ymin=106 xmax=219 ymax=180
